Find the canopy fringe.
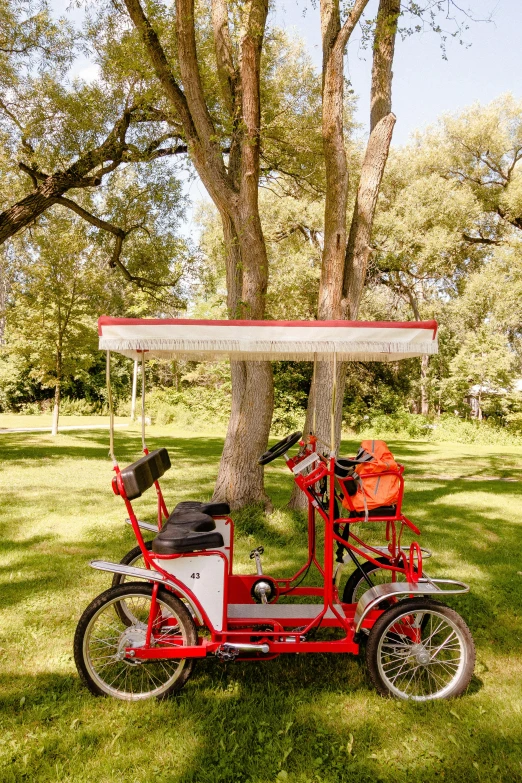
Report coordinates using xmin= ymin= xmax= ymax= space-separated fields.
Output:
xmin=99 ymin=338 xmax=438 ymax=362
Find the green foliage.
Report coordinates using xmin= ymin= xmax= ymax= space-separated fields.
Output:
xmin=146 ymin=362 xmax=232 ymax=426
xmin=58 ymin=398 xmax=102 ymax=417
xmin=272 ymin=361 xmax=312 ymax=433
xmin=2 ymin=1 xmax=522 ymax=450
xmin=4 ymin=215 xmax=101 ymax=398
xmin=447 ymin=324 xmax=514 ymax=402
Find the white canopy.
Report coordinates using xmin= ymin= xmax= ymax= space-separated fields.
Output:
xmin=98 ymin=317 xmax=438 ymax=362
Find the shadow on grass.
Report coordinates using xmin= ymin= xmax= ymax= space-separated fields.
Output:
xmin=0 ymin=665 xmax=517 ymax=783
xmin=0 ymin=429 xmax=228 ymax=467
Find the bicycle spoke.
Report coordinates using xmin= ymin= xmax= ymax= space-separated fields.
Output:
xmin=377 ymin=608 xmax=466 ymax=700
xmin=85 ymin=589 xmax=191 ymax=699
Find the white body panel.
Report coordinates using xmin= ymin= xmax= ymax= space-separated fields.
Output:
xmin=159 ymin=554 xmax=226 ymax=631
xmin=213 ymin=518 xmax=232 ymax=562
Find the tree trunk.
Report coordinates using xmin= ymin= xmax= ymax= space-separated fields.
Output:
xmin=51 ymin=382 xmax=60 ymax=436
xmin=334 ymin=1 xmax=398 ymax=439
xmin=52 ymin=347 xmax=62 ymax=437
xmin=342 ymin=0 xmax=399 ymax=319
xmin=212 ymin=1 xmax=274 ymax=508
xmin=130 ymin=359 xmax=138 ymax=420
xmin=342 ymin=112 xmax=396 ymax=318
xmin=124 ymin=0 xmax=273 ymax=508
xmin=213 ymin=359 xmax=273 ymax=508
xmin=213 ymin=212 xmax=274 ymax=509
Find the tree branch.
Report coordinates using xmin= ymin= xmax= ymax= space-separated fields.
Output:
xmin=176 ymin=0 xmax=219 ymax=145
xmin=239 ymin=0 xmax=268 ymax=199
xmin=18 ymin=162 xmax=45 ymax=187
xmin=497 ymin=205 xmax=522 ymax=231
xmin=53 ymin=196 xmax=125 ymax=239
xmin=211 ymin=0 xmax=239 ymax=115
xmin=145 ymin=144 xmax=189 ymax=160
xmin=369 ymin=0 xmax=400 ymax=132
xmin=0 ymin=126 xmax=115 ymax=245
xmin=123 ymin=0 xmax=233 ymax=209
xmin=122 ymin=0 xmax=196 ymax=139
xmin=462 ymin=232 xmax=501 ymax=245
xmin=54 ymin=196 xmax=182 ymax=292
xmin=1 ymin=105 xmax=184 ymax=246
xmin=336 ymin=0 xmax=370 ymax=53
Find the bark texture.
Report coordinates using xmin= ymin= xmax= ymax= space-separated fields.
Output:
xmin=312 ymin=0 xmax=370 ymax=450
xmin=213 ymin=0 xmax=273 ymax=508
xmin=289 ymin=0 xmax=369 ymax=509
xmin=420 ymin=354 xmax=430 ymax=415
xmin=404 ymin=287 xmax=430 ymax=415
xmin=342 ymin=112 xmax=396 ymax=318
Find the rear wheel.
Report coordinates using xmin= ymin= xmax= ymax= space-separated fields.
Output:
xmin=366 ymin=598 xmax=475 ymax=701
xmin=112 ymin=542 xmax=153 ymax=586
xmin=343 ymin=557 xmax=408 ymax=604
xmin=74 ymin=582 xmax=197 ymax=701
xmin=112 ymin=541 xmax=154 ymax=625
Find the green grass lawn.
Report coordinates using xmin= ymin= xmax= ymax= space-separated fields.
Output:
xmin=1 ymin=424 xmax=522 ymax=783
xmin=0 ymin=414 xmax=129 ymax=430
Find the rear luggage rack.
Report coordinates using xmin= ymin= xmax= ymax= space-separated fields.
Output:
xmin=354 ymin=577 xmax=470 ymax=631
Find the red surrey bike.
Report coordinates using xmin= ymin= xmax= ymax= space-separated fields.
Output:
xmin=74 ymin=317 xmax=475 ymax=702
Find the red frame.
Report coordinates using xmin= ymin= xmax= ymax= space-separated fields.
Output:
xmin=110 ymin=437 xmax=424 ymax=661
xmin=99 ymin=316 xmax=438 ymax=334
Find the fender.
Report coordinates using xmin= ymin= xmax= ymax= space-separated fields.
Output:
xmin=354 ymin=577 xmax=470 ymax=633
xmin=90 ymin=559 xmax=204 ymax=625
xmin=125 ymin=517 xmax=158 ymax=533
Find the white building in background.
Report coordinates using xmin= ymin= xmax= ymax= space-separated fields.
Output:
xmin=467 ymin=379 xmax=522 ymax=419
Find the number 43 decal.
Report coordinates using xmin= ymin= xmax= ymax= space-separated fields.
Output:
xmin=190 ymin=573 xmax=200 ymax=579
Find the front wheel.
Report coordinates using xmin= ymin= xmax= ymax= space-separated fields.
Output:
xmin=74 ymin=582 xmax=197 ymax=701
xmin=366 ymin=598 xmax=475 ymax=701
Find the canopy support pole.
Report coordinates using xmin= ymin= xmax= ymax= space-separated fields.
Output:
xmin=312 ymin=353 xmax=317 ymax=436
xmin=106 ymin=351 xmax=118 ymax=466
xmin=130 ymin=359 xmax=138 ymax=421
xmin=330 ymin=351 xmax=337 ymax=456
xmin=141 ymin=353 xmax=147 ymax=453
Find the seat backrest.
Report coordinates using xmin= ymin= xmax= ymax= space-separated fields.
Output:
xmin=119 ymin=448 xmax=171 ymax=500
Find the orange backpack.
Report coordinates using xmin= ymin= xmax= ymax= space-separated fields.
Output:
xmin=338 ymin=440 xmax=400 ymax=513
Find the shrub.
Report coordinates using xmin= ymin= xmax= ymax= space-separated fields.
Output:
xmin=355 ymin=411 xmax=522 ymax=446
xmin=19 ymin=401 xmax=42 ymax=415
xmin=146 ymin=385 xmax=231 ymax=427
xmin=59 ymin=398 xmax=97 ymax=416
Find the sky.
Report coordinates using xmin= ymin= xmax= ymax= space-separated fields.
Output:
xmin=53 ymin=0 xmax=522 ymax=217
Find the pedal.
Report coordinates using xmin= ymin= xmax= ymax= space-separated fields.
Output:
xmin=215 ymin=643 xmax=269 ymax=661
xmin=215 ymin=644 xmax=240 ymax=662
